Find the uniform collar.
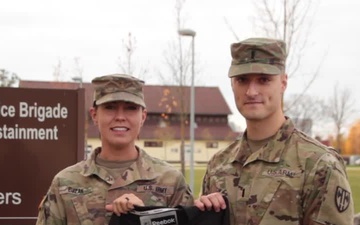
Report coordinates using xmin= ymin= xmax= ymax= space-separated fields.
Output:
xmin=81 ymin=146 xmax=161 ymax=187
xmin=81 ymin=147 xmax=101 ymax=177
xmin=232 ymin=117 xmax=295 ymax=165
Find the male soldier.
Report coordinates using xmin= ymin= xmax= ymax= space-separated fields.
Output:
xmin=195 ymin=38 xmax=354 ymax=225
xmin=36 ymin=74 xmax=193 ymax=225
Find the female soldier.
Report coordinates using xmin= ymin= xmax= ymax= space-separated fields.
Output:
xmin=36 ymin=74 xmax=193 ymax=225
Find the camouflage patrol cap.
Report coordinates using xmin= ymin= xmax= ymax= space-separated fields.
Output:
xmin=91 ymin=74 xmax=146 ymax=107
xmin=228 ymin=37 xmax=286 ymax=77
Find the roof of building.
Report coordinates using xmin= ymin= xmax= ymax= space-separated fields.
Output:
xmin=19 ymin=80 xmax=240 ymax=139
xmin=19 ymin=81 xmax=233 ymax=115
xmin=144 ymin=85 xmax=232 ymax=115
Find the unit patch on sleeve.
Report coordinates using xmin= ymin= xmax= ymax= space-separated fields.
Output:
xmin=335 ymin=186 xmax=350 ymax=212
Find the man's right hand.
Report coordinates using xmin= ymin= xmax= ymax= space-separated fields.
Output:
xmin=194 ymin=192 xmax=227 ymax=212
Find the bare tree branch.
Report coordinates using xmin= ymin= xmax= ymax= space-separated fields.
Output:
xmin=117 ymin=32 xmax=149 ymax=79
xmin=285 ymin=50 xmax=328 ymax=110
xmin=252 ymin=0 xmax=322 ymax=111
xmin=72 ymin=57 xmax=84 ymax=86
xmin=326 ymin=84 xmax=355 ymax=151
xmin=0 ymin=69 xmax=19 ymax=87
xmin=223 ymin=17 xmax=240 ymax=41
xmin=158 ymin=0 xmax=191 ymax=176
xmin=284 ymin=94 xmax=327 ymax=135
xmin=53 ymin=59 xmax=65 ymax=82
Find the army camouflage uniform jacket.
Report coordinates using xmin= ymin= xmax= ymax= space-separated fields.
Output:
xmin=201 ymin=118 xmax=353 ymax=225
xmin=36 ymin=147 xmax=193 ymax=225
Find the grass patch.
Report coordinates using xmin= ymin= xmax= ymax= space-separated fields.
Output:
xmin=184 ymin=167 xmax=206 ymax=197
xmin=185 ymin=166 xmax=360 ymax=213
xmin=347 ymin=167 xmax=360 ymax=213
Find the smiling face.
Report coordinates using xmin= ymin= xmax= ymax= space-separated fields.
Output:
xmin=231 ymin=73 xmax=287 ymax=122
xmin=90 ymin=101 xmax=146 ymax=152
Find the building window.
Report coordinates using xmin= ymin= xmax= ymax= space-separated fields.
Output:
xmin=206 ymin=142 xmax=218 ymax=148
xmin=144 ymin=141 xmax=163 ymax=147
xmin=170 ymin=148 xmax=178 ymax=153
xmin=159 ymin=120 xmax=167 ymax=128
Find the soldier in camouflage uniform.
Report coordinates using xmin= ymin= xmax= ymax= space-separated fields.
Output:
xmin=36 ymin=74 xmax=193 ymax=225
xmin=195 ymin=38 xmax=354 ymax=225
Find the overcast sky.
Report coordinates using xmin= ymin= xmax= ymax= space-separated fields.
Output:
xmin=1 ymin=0 xmax=360 ymax=137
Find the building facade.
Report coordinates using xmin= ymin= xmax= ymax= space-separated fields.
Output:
xmin=20 ymin=80 xmax=241 ymax=163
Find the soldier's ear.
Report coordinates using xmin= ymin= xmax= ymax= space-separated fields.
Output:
xmin=141 ymin=108 xmax=147 ymax=125
xmin=89 ymin=107 xmax=98 ymax=125
xmin=281 ymin=74 xmax=288 ymax=92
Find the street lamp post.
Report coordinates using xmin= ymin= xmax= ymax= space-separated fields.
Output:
xmin=72 ymin=76 xmax=83 ymax=88
xmin=178 ymin=28 xmax=196 ymax=192
xmin=72 ymin=76 xmax=87 ymax=159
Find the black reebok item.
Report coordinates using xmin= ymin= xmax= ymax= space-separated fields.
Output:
xmin=109 ymin=196 xmax=230 ymax=225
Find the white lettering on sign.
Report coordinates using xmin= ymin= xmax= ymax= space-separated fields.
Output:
xmin=0 ymin=124 xmax=59 ymax=140
xmin=0 ymin=104 xmax=16 ymax=118
xmin=0 ymin=102 xmax=70 ymax=140
xmin=0 ymin=192 xmax=22 ymax=205
xmin=19 ymin=102 xmax=68 ymax=122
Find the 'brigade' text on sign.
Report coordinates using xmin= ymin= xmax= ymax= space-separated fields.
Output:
xmin=0 ymin=87 xmax=85 ymax=225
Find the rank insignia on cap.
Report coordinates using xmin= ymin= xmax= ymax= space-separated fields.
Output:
xmin=335 ymin=186 xmax=350 ymax=212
